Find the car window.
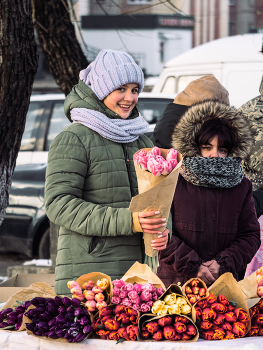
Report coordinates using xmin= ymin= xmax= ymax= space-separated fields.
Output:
xmin=161 ymin=76 xmax=176 ymax=94
xmin=137 ymin=98 xmax=173 ymax=124
xmin=20 ymin=102 xmax=44 ymax=151
xmin=46 ymin=102 xmax=71 ymax=150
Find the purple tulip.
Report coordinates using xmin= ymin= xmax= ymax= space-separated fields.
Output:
xmin=67 ymin=337 xmax=74 ymax=343
xmin=83 ymin=324 xmax=92 ymax=334
xmin=33 ymin=328 xmax=46 ymax=336
xmin=31 ymin=297 xmax=46 ymax=306
xmin=70 ymin=322 xmax=80 ymax=328
xmin=23 ymin=300 xmax=32 ymax=309
xmin=7 ymin=319 xmax=17 ymax=325
xmin=64 ymin=321 xmax=72 ymax=328
xmin=36 ymin=306 xmax=46 ymax=313
xmin=45 ymin=298 xmax=55 ymax=304
xmin=62 ymin=297 xmax=72 ymax=306
xmin=36 ymin=321 xmax=49 ymax=330
xmin=15 ymin=321 xmax=22 ymax=330
xmin=54 ymin=296 xmax=63 ymax=306
xmin=1 ymin=308 xmax=13 ymax=316
xmin=0 ymin=322 xmax=9 ymax=328
xmin=66 ymin=312 xmax=74 ymax=321
xmin=0 ymin=315 xmax=4 ymax=323
xmin=71 ymin=298 xmax=81 ymax=307
xmin=64 ymin=332 xmax=72 ymax=339
xmin=79 ymin=315 xmax=90 ymax=326
xmin=58 ymin=306 xmax=67 ymax=314
xmin=25 ymin=322 xmax=36 ymax=332
xmin=47 ymin=304 xmax=59 ymax=317
xmin=66 ymin=306 xmax=74 ymax=313
xmin=40 ymin=312 xmax=53 ymax=322
xmin=48 ymin=318 xmax=56 ymax=327
xmin=47 ymin=330 xmax=59 ymax=339
xmin=56 ymin=329 xmax=67 ymax=337
xmin=56 ymin=314 xmax=67 ymax=323
xmin=74 ymin=331 xmax=86 ymax=343
xmin=15 ymin=306 xmax=25 ymax=313
xmin=74 ymin=306 xmax=83 ymax=318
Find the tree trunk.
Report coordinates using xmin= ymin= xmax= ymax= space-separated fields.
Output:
xmin=34 ymin=0 xmax=89 ymax=95
xmin=0 ymin=0 xmax=38 ymax=226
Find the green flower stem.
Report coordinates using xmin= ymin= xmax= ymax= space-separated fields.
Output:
xmin=144 ymin=254 xmax=159 ymax=274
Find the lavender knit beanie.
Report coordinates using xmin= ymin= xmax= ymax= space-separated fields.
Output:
xmin=79 ymin=49 xmax=144 ymax=100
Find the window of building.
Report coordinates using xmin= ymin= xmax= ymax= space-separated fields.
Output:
xmin=161 ymin=76 xmax=176 ymax=94
xmin=127 ymin=0 xmax=151 ymax=5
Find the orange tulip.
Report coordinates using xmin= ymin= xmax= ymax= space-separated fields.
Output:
xmin=118 ymin=327 xmax=130 ymax=340
xmin=181 ymin=333 xmax=191 ymax=340
xmin=188 ymin=294 xmax=197 ymax=305
xmin=190 ymin=279 xmax=199 ymax=287
xmin=174 ymin=316 xmax=189 ymax=324
xmin=115 ymin=313 xmax=130 ymax=325
xmin=104 ymin=318 xmax=120 ymax=331
xmin=145 ymin=321 xmax=159 ymax=334
xmin=163 ymin=325 xmax=176 ymax=340
xmin=217 ymin=295 xmax=229 ymax=307
xmin=152 ymin=329 xmax=163 ymax=341
xmin=126 ymin=325 xmax=138 ymax=341
xmin=96 ymin=329 xmax=110 ymax=339
xmin=171 ymin=333 xmax=181 ymax=340
xmin=195 ymin=306 xmax=202 ymax=321
xmin=192 ymin=286 xmax=199 ymax=295
xmin=232 ymin=321 xmax=246 ymax=337
xmin=253 ymin=313 xmax=263 ymax=325
xmin=202 ymin=307 xmax=217 ymax=321
xmin=234 ymin=308 xmax=249 ymax=323
xmin=213 ymin=313 xmax=225 ymax=325
xmin=199 ymin=321 xmax=213 ymax=330
xmin=199 ymin=288 xmax=206 ymax=297
xmin=224 ymin=331 xmax=235 ymax=339
xmin=257 ymin=286 xmax=263 ymax=297
xmin=185 ymin=286 xmax=192 ymax=294
xmin=140 ymin=326 xmax=150 ymax=339
xmin=247 ymin=325 xmax=259 ymax=337
xmin=185 ymin=324 xmax=197 ymax=336
xmin=211 ymin=302 xmax=226 ymax=314
xmin=99 ymin=306 xmax=113 ymax=318
xmin=202 ymin=329 xmax=214 ymax=340
xmin=224 ymin=311 xmax=237 ymax=323
xmin=158 ymin=316 xmax=172 ymax=327
xmin=174 ymin=321 xmax=186 ymax=334
xmin=221 ymin=322 xmax=232 ymax=331
xmin=212 ymin=328 xmax=225 ymax=340
xmin=197 ymin=300 xmax=208 ymax=309
xmin=108 ymin=330 xmax=120 ymax=341
xmin=207 ymin=293 xmax=217 ymax=304
xmin=249 ymin=305 xmax=259 ymax=318
xmin=258 ymin=326 xmax=263 ymax=336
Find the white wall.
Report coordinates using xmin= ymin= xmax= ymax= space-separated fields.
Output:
xmin=81 ymin=28 xmax=192 ymax=75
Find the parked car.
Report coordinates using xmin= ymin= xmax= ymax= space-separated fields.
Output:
xmin=0 ymin=92 xmax=174 ymax=258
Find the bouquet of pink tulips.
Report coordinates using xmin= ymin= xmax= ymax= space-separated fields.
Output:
xmin=129 ymin=147 xmax=182 ymax=272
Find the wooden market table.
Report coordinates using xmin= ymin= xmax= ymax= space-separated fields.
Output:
xmin=1 ymin=330 xmax=263 ymax=350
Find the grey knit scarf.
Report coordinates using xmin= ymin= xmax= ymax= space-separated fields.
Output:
xmin=71 ymin=108 xmax=149 ymax=143
xmin=180 ymin=157 xmax=244 ymax=188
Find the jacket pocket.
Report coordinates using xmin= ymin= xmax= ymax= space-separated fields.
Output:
xmin=88 ymin=236 xmax=107 ymax=256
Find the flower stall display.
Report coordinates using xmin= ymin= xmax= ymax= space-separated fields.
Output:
xmin=92 ymin=304 xmax=139 ymax=341
xmin=194 ymin=292 xmax=250 ymax=340
xmin=138 ymin=313 xmax=198 ymax=342
xmin=129 ymin=147 xmax=182 ymax=272
xmin=182 ymin=278 xmax=209 ymax=305
xmin=67 ymin=272 xmax=112 ymax=313
xmin=151 ymin=284 xmax=192 ymax=317
xmin=24 ymin=296 xmax=92 ymax=343
xmin=246 ymin=298 xmax=263 ymax=336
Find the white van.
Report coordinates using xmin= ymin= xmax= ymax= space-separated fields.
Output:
xmin=152 ymin=34 xmax=263 ymax=108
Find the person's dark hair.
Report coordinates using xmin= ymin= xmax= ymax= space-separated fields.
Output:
xmin=195 ymin=119 xmax=238 ymax=155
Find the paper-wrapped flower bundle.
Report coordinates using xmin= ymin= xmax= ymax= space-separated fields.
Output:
xmin=151 ymin=293 xmax=191 ymax=317
xmin=247 ymin=298 xmax=263 ymax=336
xmin=182 ymin=278 xmax=209 ymax=305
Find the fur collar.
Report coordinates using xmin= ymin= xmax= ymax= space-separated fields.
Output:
xmin=171 ymin=100 xmax=255 ymax=162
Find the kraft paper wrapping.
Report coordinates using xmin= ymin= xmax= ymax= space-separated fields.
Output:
xmin=129 ymin=148 xmax=182 ymax=257
xmin=238 ymin=271 xmax=258 ymax=300
xmin=208 ymin=272 xmax=251 ymax=336
xmin=121 ymin=261 xmax=166 ymax=291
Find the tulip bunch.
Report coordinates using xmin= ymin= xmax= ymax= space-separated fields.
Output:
xmin=134 ymin=147 xmax=178 ymax=176
xmin=0 ymin=301 xmax=31 ymax=331
xmin=92 ymin=305 xmax=139 ymax=341
xmin=247 ymin=298 xmax=263 ymax=336
xmin=111 ymin=280 xmax=164 ymax=313
xmin=194 ymin=292 xmax=249 ymax=340
xmin=140 ymin=315 xmax=197 ymax=341
xmin=256 ymin=267 xmax=263 ymax=297
xmin=184 ymin=279 xmax=207 ymax=305
xmin=68 ymin=278 xmax=108 ymax=312
xmin=151 ymin=293 xmax=192 ymax=317
xmin=24 ymin=296 xmax=92 ymax=343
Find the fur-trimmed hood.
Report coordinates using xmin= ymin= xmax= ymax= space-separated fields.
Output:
xmin=171 ymin=100 xmax=255 ymax=162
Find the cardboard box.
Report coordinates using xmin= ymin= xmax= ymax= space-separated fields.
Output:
xmin=0 ymin=274 xmax=55 ymax=303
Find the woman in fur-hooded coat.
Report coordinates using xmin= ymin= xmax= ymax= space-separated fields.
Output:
xmin=157 ymin=77 xmax=260 ymax=287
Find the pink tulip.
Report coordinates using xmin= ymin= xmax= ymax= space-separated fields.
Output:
xmin=85 ymin=300 xmax=96 ymax=312
xmin=130 ymin=297 xmax=141 ymax=305
xmin=140 ymin=290 xmax=152 ymax=302
xmin=258 ymin=287 xmax=263 ymax=297
xmin=152 ymin=293 xmax=158 ymax=301
xmin=82 ymin=280 xmax=95 ymax=290
xmin=169 ymin=158 xmax=178 ymax=169
xmin=112 ymin=279 xmax=126 ymax=289
xmin=148 ymin=147 xmax=161 ymax=157
xmin=92 ymin=286 xmax=103 ymax=294
xmin=147 ymin=158 xmax=164 ymax=176
xmin=70 ymin=286 xmax=83 ymax=295
xmin=96 ymin=301 xmax=107 ymax=310
xmin=147 ymin=301 xmax=154 ymax=307
xmin=124 ymin=283 xmax=134 ymax=292
xmin=140 ymin=303 xmax=151 ymax=313
xmin=156 ymin=287 xmax=164 ymax=297
xmin=134 ymin=284 xmax=142 ymax=294
xmin=128 ymin=291 xmax=139 ymax=300
xmin=67 ymin=281 xmax=81 ymax=290
xmin=134 ymin=150 xmax=147 ymax=163
xmin=141 ymin=283 xmax=156 ymax=293
xmin=121 ymin=298 xmax=133 ymax=307
xmin=166 ymin=148 xmax=177 ymax=161
xmin=162 ymin=161 xmax=173 ymax=175
xmin=111 ymin=296 xmax=121 ymax=304
xmin=113 ymin=287 xmax=121 ymax=296
xmin=136 ymin=155 xmax=148 ymax=170
xmin=95 ymin=293 xmax=105 ymax=302
xmin=155 ymin=155 xmax=165 ymax=163
xmin=132 ymin=304 xmax=141 ymax=312
xmin=119 ymin=290 xmax=128 ymax=299
xmin=83 ymin=290 xmax=95 ymax=301
xmin=72 ymin=293 xmax=85 ymax=301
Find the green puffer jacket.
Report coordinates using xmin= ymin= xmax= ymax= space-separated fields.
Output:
xmin=45 ymin=81 xmax=171 ymax=296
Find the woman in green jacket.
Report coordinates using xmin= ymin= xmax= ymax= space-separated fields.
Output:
xmin=45 ymin=49 xmax=170 ymax=296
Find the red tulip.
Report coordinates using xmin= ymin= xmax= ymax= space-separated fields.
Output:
xmin=145 ymin=321 xmax=159 ymax=334
xmin=104 ymin=318 xmax=120 ymax=331
xmin=118 ymin=327 xmax=130 ymax=340
xmin=195 ymin=307 xmax=202 ymax=321
xmin=197 ymin=300 xmax=208 ymax=309
xmin=190 ymin=279 xmax=199 ymax=287
xmin=257 ymin=298 xmax=263 ymax=310
xmin=232 ymin=322 xmax=246 ymax=337
xmin=100 ymin=315 xmax=113 ymax=324
xmin=199 ymin=288 xmax=206 ymax=297
xmin=174 ymin=321 xmax=186 ymax=333
xmin=163 ymin=325 xmax=175 ymax=340
xmin=99 ymin=306 xmax=113 ymax=318
xmin=192 ymin=286 xmax=199 ymax=295
xmin=250 ymin=306 xmax=259 ymax=318
xmin=129 ymin=314 xmax=138 ymax=325
xmin=221 ymin=322 xmax=232 ymax=331
xmin=210 ymin=302 xmax=226 ymax=313
xmin=158 ymin=316 xmax=172 ymax=327
xmin=202 ymin=329 xmax=214 ymax=340
xmin=181 ymin=333 xmax=191 ymax=340
xmin=258 ymin=326 xmax=263 ymax=336
xmin=213 ymin=313 xmax=225 ymax=325
xmin=114 ymin=305 xmax=126 ymax=315
xmin=108 ymin=330 xmax=120 ymax=341
xmin=115 ymin=313 xmax=130 ymax=325
xmin=217 ymin=295 xmax=229 ymax=307
xmin=253 ymin=313 xmax=263 ymax=325
xmin=152 ymin=329 xmax=163 ymax=341
xmin=185 ymin=324 xmax=197 ymax=336
xmin=185 ymin=286 xmax=192 ymax=294
xmin=234 ymin=308 xmax=249 ymax=323
xmin=247 ymin=325 xmax=259 ymax=337
xmin=224 ymin=312 xmax=237 ymax=323
xmin=207 ymin=293 xmax=217 ymax=304
xmin=171 ymin=333 xmax=181 ymax=340
xmin=227 ymin=304 xmax=235 ymax=312
xmin=126 ymin=325 xmax=138 ymax=341
xmin=140 ymin=326 xmax=150 ymax=339
xmin=188 ymin=294 xmax=197 ymax=305
xmin=96 ymin=329 xmax=110 ymax=339
xmin=126 ymin=307 xmax=138 ymax=316
xmin=224 ymin=331 xmax=235 ymax=339
xmin=199 ymin=321 xmax=213 ymax=330
xmin=202 ymin=307 xmax=217 ymax=321
xmin=212 ymin=328 xmax=225 ymax=340
xmin=196 ymin=295 xmax=201 ymax=301
xmin=174 ymin=316 xmax=189 ymax=324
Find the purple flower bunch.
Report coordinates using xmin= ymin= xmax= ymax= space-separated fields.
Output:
xmin=24 ymin=296 xmax=92 ymax=343
xmin=111 ymin=280 xmax=164 ymax=313
xmin=0 ymin=300 xmax=31 ymax=331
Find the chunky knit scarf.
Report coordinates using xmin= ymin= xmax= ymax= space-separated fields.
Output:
xmin=180 ymin=157 xmax=244 ymax=188
xmin=71 ymin=107 xmax=149 ymax=143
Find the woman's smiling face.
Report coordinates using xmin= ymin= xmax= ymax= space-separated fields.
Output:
xmin=103 ymin=83 xmax=139 ymax=119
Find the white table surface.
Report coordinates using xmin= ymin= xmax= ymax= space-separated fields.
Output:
xmin=0 ymin=330 xmax=263 ymax=350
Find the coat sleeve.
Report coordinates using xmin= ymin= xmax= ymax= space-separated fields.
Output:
xmin=215 ymin=181 xmax=261 ymax=275
xmin=45 ymin=130 xmax=134 ymax=238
